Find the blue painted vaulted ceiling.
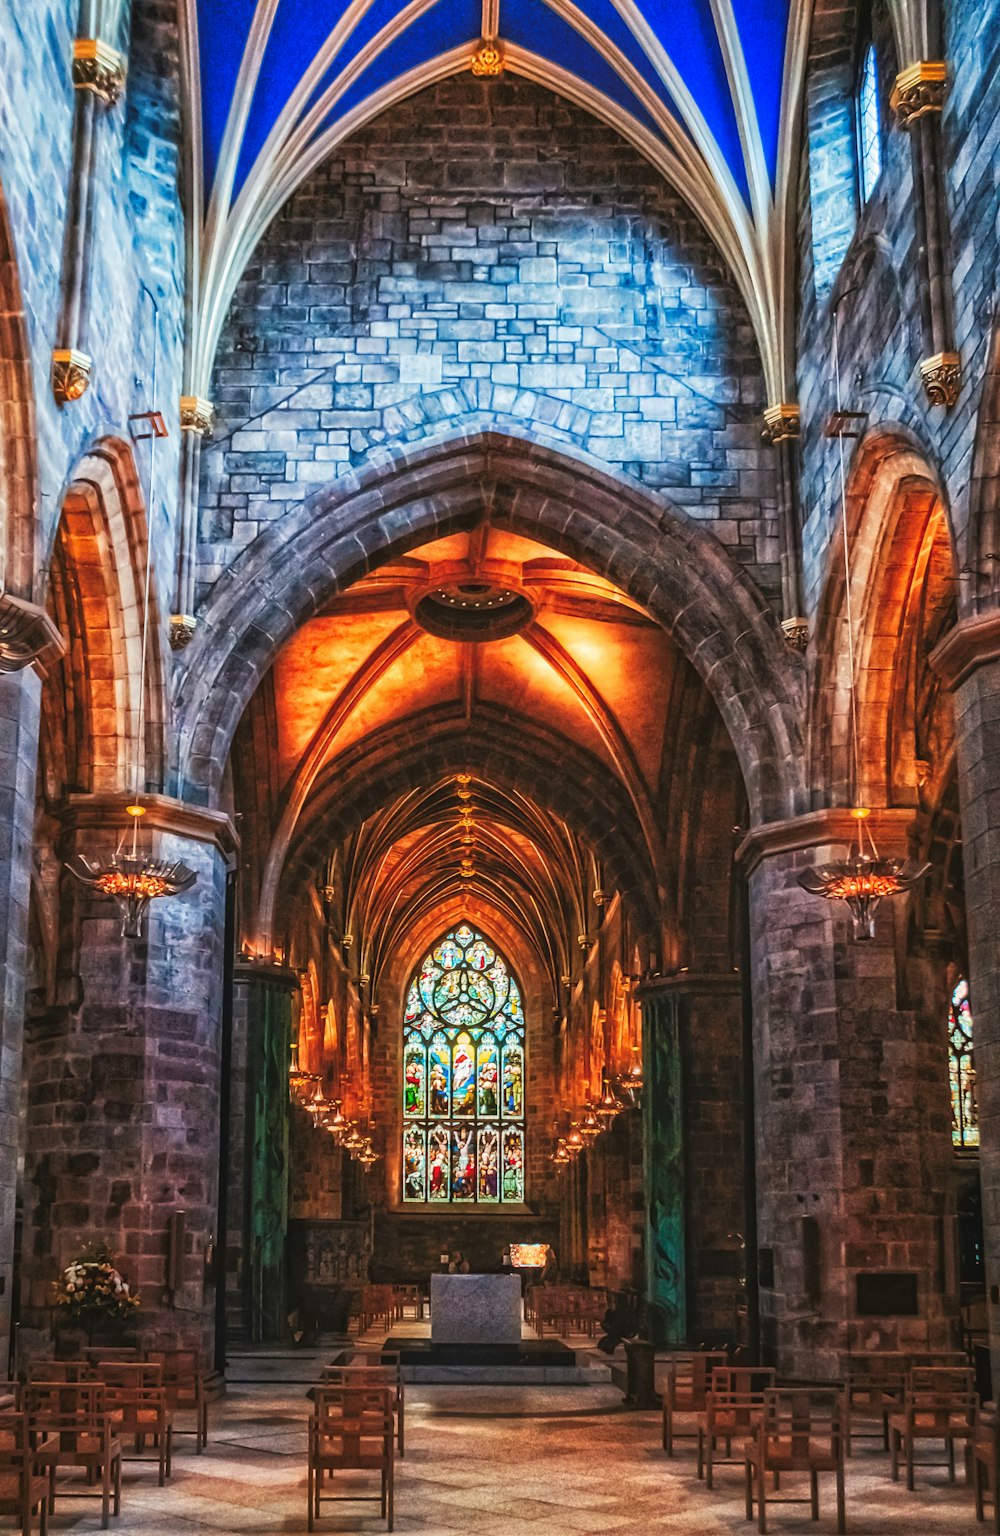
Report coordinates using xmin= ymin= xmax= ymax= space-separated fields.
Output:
xmin=186 ymin=0 xmax=806 ymax=402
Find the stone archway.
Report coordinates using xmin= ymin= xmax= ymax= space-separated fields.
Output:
xmin=174 ymin=430 xmax=804 ymax=826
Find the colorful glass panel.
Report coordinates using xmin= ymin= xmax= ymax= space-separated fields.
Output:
xmin=403 ymin=1041 xmax=425 ymax=1117
xmin=949 ymin=978 xmax=978 ymax=1150
xmin=858 ymin=42 xmax=882 ymax=203
xmin=402 ymin=1126 xmax=425 ymax=1201
xmin=401 ymin=925 xmax=525 ymax=1203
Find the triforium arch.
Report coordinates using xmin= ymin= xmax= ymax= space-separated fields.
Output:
xmin=174 ymin=430 xmax=804 ymax=825
xmin=809 ymin=426 xmax=957 ymax=810
xmin=42 ymin=438 xmax=166 ymax=798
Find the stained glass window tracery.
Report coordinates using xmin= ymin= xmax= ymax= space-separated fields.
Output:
xmin=949 ymin=978 xmax=978 ymax=1150
xmin=402 ymin=924 xmax=525 ymax=1204
xmin=858 ymin=42 xmax=882 ymax=203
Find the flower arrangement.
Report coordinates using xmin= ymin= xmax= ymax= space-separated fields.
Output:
xmin=53 ymin=1242 xmax=141 ymax=1321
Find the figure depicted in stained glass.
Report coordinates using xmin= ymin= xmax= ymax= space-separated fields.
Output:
xmin=477 ymin=1036 xmax=499 ymax=1116
xmin=403 ymin=1041 xmax=425 ymax=1116
xmin=502 ymin=1127 xmax=524 ymax=1201
xmin=502 ymin=1044 xmax=523 ymax=1117
xmin=452 ymin=1125 xmax=476 ymax=1199
xmin=400 ymin=925 xmax=525 ymax=1203
xmin=452 ymin=1033 xmax=475 ymax=1114
xmin=428 ymin=1127 xmax=449 ymax=1199
xmin=479 ymin=1125 xmax=499 ymax=1200
xmin=949 ymin=978 xmax=978 ymax=1149
xmin=403 ymin=1127 xmax=425 ymax=1201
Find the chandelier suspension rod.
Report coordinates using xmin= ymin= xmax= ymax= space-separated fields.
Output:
xmin=128 ymin=282 xmax=160 ymax=860
xmin=832 ymin=307 xmax=876 ymax=860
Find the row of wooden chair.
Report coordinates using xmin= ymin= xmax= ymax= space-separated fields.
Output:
xmin=658 ymin=1350 xmax=998 ymax=1533
xmin=525 ymin=1285 xmax=607 ymax=1337
xmin=25 ymin=1347 xmax=208 ymax=1452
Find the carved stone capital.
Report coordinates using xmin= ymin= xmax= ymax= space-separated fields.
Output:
xmin=179 ymin=395 xmax=215 ymax=436
xmin=51 ymin=348 xmax=92 ymax=404
xmin=780 ymin=616 xmax=809 ymax=654
xmin=0 ymin=590 xmax=66 ymax=673
xmin=169 ymin=614 xmax=198 ymax=651
xmin=735 ymin=807 xmax=916 ymax=875
xmin=72 ymin=38 xmax=127 ymax=105
xmin=761 ymin=403 xmax=800 ymax=445
xmin=890 ymin=61 xmax=947 ymax=128
xmin=471 ymin=39 xmax=504 ymax=77
xmin=919 ymin=350 xmax=961 ymax=408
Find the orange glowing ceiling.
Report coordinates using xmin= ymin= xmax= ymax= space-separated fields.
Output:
xmin=269 ymin=526 xmax=680 ymax=795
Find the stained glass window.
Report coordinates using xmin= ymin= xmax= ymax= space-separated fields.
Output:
xmin=949 ymin=978 xmax=978 ymax=1150
xmin=858 ymin=43 xmax=882 ymax=203
xmin=401 ymin=924 xmax=525 ymax=1204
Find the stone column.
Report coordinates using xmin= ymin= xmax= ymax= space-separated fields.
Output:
xmin=639 ymin=980 xmax=686 ymax=1344
xmin=20 ymin=794 xmax=237 ymax=1363
xmin=739 ymin=810 xmax=958 ymax=1378
xmin=0 ymin=670 xmax=41 ymax=1355
xmin=169 ymin=396 xmax=214 ymax=651
xmin=226 ymin=961 xmax=293 ymax=1344
xmin=932 ymin=615 xmax=1000 ymax=1382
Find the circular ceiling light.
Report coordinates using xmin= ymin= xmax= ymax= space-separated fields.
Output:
xmin=414 ymin=581 xmax=534 ymax=642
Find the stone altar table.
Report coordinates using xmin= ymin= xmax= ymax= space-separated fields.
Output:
xmin=430 ymin=1273 xmax=522 ymax=1345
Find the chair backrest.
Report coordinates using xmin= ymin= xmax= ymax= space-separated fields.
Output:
xmin=93 ymin=1361 xmax=163 ymax=1392
xmin=145 ymin=1349 xmax=202 ymax=1385
xmin=0 ymin=1409 xmax=30 ymax=1461
xmin=760 ymin=1388 xmax=844 ymax=1462
xmin=710 ymin=1366 xmax=775 ymax=1396
xmin=909 ymin=1365 xmax=976 ymax=1395
xmin=84 ymin=1346 xmax=140 ymax=1364
xmin=321 ymin=1364 xmax=401 ymax=1400
xmin=25 ymin=1360 xmax=94 ymax=1384
xmin=312 ymin=1385 xmax=393 ymax=1466
xmin=22 ymin=1380 xmax=107 ymax=1418
xmin=707 ymin=1388 xmax=768 ymax=1432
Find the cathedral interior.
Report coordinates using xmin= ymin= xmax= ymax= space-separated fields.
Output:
xmin=0 ymin=0 xmax=999 ymax=1529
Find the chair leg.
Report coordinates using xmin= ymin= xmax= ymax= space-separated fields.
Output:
xmin=906 ymin=1433 xmax=915 ymax=1493
xmin=890 ymin=1428 xmax=899 ymax=1482
xmin=745 ymin=1457 xmax=754 ymax=1520
xmin=663 ymin=1405 xmax=671 ymax=1455
xmin=975 ymin=1458 xmax=985 ymax=1523
xmin=757 ymin=1459 xmax=767 ymax=1535
xmin=101 ymin=1458 xmax=110 ymax=1531
xmin=948 ymin=1436 xmax=956 ymax=1484
xmin=307 ymin=1458 xmax=314 ymax=1533
xmin=697 ymin=1428 xmax=704 ymax=1480
xmin=387 ymin=1453 xmax=394 ymax=1532
xmin=810 ymin=1468 xmax=819 ymax=1521
xmin=115 ymin=1455 xmax=122 ymax=1518
xmin=836 ymin=1462 xmax=846 ymax=1535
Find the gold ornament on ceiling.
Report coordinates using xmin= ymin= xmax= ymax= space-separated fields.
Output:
xmin=471 ymin=39 xmax=504 ymax=77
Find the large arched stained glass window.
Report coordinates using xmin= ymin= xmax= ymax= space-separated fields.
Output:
xmin=949 ymin=978 xmax=978 ymax=1150
xmin=402 ymin=925 xmax=525 ymax=1204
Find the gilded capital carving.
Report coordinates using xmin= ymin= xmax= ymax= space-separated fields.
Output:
xmin=919 ymin=350 xmax=961 ymax=408
xmin=471 ymin=40 xmax=504 ymax=77
xmin=72 ymin=38 xmax=127 ymax=105
xmin=179 ymin=395 xmax=215 ymax=436
xmin=169 ymin=614 xmax=198 ymax=651
xmin=780 ymin=617 xmax=809 ymax=654
xmin=51 ymin=347 xmax=92 ymax=404
xmin=761 ymin=403 xmax=800 ymax=445
xmin=890 ymin=61 xmax=947 ymax=128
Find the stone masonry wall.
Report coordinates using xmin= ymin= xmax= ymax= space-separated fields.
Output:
xmin=198 ymin=73 xmax=780 ymax=607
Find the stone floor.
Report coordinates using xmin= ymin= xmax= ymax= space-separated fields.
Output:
xmin=42 ymin=1377 xmax=982 ymax=1535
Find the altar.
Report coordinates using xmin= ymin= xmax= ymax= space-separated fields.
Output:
xmin=430 ymin=1272 xmax=522 ymax=1345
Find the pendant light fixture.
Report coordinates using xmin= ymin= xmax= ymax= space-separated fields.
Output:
xmin=67 ymin=289 xmax=196 ymax=937
xmin=797 ymin=310 xmax=929 ymax=939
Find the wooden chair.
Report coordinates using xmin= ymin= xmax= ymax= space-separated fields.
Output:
xmin=321 ymin=1362 xmax=405 ymax=1457
xmin=144 ymin=1350 xmax=208 ymax=1452
xmin=843 ymin=1353 xmax=908 ymax=1454
xmin=744 ymin=1387 xmax=846 ymax=1534
xmin=888 ymin=1367 xmax=977 ymax=1490
xmin=93 ymin=1364 xmax=172 ymax=1486
xmin=661 ymin=1352 xmax=728 ymax=1454
xmin=0 ymin=1411 xmax=51 ymax=1536
xmin=308 ymin=1385 xmax=394 ymax=1531
xmin=697 ymin=1369 xmax=775 ymax=1489
xmin=391 ymin=1286 xmax=422 ymax=1323
xmin=23 ymin=1386 xmax=121 ymax=1531
xmin=973 ymin=1406 xmax=1000 ymax=1532
xmin=23 ymin=1364 xmax=94 ymax=1386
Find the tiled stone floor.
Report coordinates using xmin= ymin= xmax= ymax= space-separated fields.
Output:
xmin=44 ymin=1379 xmax=982 ymax=1535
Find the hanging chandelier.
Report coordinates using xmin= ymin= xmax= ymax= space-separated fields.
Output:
xmin=594 ymin=1068 xmax=621 ymax=1126
xmin=551 ymin=1138 xmax=571 ymax=1166
xmin=797 ymin=311 xmax=929 ymax=939
xmin=66 ymin=297 xmax=197 ymax=938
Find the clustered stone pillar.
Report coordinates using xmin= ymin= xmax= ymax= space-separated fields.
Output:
xmin=0 ymin=671 xmax=42 ymax=1351
xmin=169 ymin=396 xmax=214 ymax=651
xmin=20 ymin=796 xmax=235 ymax=1362
xmin=933 ymin=615 xmax=1000 ymax=1385
xmin=226 ymin=961 xmax=294 ymax=1344
xmin=740 ymin=811 xmax=957 ymax=1378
